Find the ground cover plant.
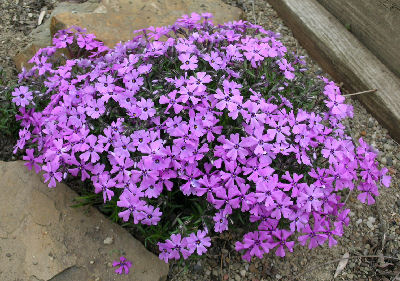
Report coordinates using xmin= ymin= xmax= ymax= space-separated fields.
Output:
xmin=12 ymin=13 xmax=391 ymax=264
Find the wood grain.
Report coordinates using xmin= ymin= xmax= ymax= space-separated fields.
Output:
xmin=267 ymin=0 xmax=400 ymax=142
xmin=317 ymin=0 xmax=400 ymax=78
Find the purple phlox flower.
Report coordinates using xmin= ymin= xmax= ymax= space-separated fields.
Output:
xmin=12 ymin=86 xmax=33 ymax=107
xmin=86 ymin=98 xmax=105 ymax=119
xmin=266 ymin=116 xmax=290 ymax=143
xmin=268 ymin=192 xmax=293 ymax=220
xmin=112 ymin=256 xmax=132 ymax=275
xmin=93 ymin=172 xmax=115 ymax=202
xmin=185 ymin=230 xmax=211 ymax=255
xmin=159 ymin=90 xmax=184 ymax=114
xmin=277 ymin=58 xmax=295 ymax=80
xmin=163 ymin=233 xmax=191 ymax=261
xmin=44 ymin=138 xmax=71 ymax=163
xmin=179 ymin=84 xmax=200 ymax=104
xmin=23 ymin=148 xmax=43 ymax=173
xmin=109 ymin=154 xmax=134 ymax=183
xmin=130 ymin=157 xmax=159 ymax=188
xmin=255 ymin=174 xmax=281 ymax=207
xmin=288 ymin=109 xmax=308 ymax=134
xmin=180 ymin=164 xmax=203 ymax=196
xmin=203 ymin=51 xmax=224 ymax=70
xmin=329 ymin=163 xmax=354 ymax=191
xmin=241 ymin=127 xmax=273 ymax=155
xmin=242 ymin=157 xmax=265 ymax=183
xmin=70 ymin=126 xmax=90 ymax=152
xmin=80 ymin=134 xmax=103 ymax=163
xmin=359 ymin=159 xmax=380 ymax=184
xmin=242 ymin=100 xmax=266 ymax=128
xmin=114 ymin=135 xmax=136 ymax=158
xmin=196 ymin=174 xmax=220 ymax=202
xmin=131 ymin=129 xmax=152 ymax=150
xmin=213 ymin=210 xmax=229 ymax=233
xmin=333 ymin=208 xmax=350 ymax=230
xmin=379 ymin=167 xmax=391 ymax=188
xmin=143 ymin=181 xmax=163 ymax=198
xmin=219 ymin=161 xmax=245 ymax=188
xmin=178 ymin=53 xmax=198 ymax=70
xmin=268 ymin=229 xmax=294 ymax=257
xmin=52 ymin=29 xmax=74 ymax=48
xmin=288 ymin=209 xmax=309 ymax=232
xmin=76 ymin=33 xmax=98 ymax=50
xmin=97 ymin=127 xmax=115 ymax=152
xmin=297 ymin=219 xmax=328 ymax=249
xmin=321 ymin=138 xmax=343 ymax=164
xmin=188 ymin=71 xmax=212 ymax=86
xmin=319 ymin=187 xmax=339 ymax=214
xmin=42 ymin=161 xmax=62 ymax=188
xmin=235 ymin=231 xmax=272 ymax=261
xmin=213 ymin=185 xmax=240 ymax=214
xmin=220 ymin=133 xmax=248 ymax=160
xmin=236 ymin=182 xmax=256 ymax=212
xmin=357 ymin=182 xmax=379 ymax=205
xmin=95 ymin=75 xmax=115 ymax=101
xmin=308 ymin=168 xmax=334 ymax=188
xmin=214 ymin=83 xmax=242 ymax=112
xmin=280 ymin=172 xmax=307 ymax=197
xmin=66 ymin=156 xmax=91 ymax=181
xmin=123 ymin=70 xmax=144 ymax=92
xmin=324 ymin=87 xmax=347 ymax=116
xmin=317 ymin=215 xmax=342 ymax=248
xmin=137 ymin=98 xmax=156 ymax=120
xmin=297 ymin=184 xmax=323 ymax=212
xmin=117 ymin=190 xmax=146 ymax=223
xmin=15 ymin=107 xmax=34 ymax=127
xmin=141 ymin=204 xmax=162 ymax=225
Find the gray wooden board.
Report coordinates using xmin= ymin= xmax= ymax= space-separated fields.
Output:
xmin=317 ymin=0 xmax=400 ymax=78
xmin=267 ymin=0 xmax=400 ymax=142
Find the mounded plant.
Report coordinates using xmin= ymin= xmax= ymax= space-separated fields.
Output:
xmin=13 ymin=13 xmax=391 ymax=263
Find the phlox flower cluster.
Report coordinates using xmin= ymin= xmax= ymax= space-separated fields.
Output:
xmin=13 ymin=13 xmax=391 ymax=263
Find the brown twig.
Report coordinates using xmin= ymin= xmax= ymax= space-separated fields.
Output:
xmin=251 ymin=0 xmax=257 ymax=24
xmin=343 ymin=89 xmax=377 ymax=97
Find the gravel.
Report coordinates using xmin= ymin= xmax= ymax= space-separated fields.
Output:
xmin=0 ymin=0 xmax=399 ymax=280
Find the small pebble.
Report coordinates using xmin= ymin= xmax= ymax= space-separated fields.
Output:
xmin=360 ymin=130 xmax=366 ymax=136
xmin=386 ymin=156 xmax=393 ymax=166
xmin=193 ymin=263 xmax=203 ymax=273
xmin=240 ymin=269 xmax=246 ymax=277
xmin=366 ymin=217 xmax=376 ymax=229
xmin=90 ymin=260 xmax=95 ymax=264
xmin=234 ymin=274 xmax=241 ymax=281
xmin=103 ymin=237 xmax=113 ymax=245
xmin=356 ymin=219 xmax=362 ymax=225
xmin=276 ymin=274 xmax=282 ymax=280
xmin=33 ymin=261 xmax=38 ymax=265
xmin=6 ymin=253 xmax=11 ymax=258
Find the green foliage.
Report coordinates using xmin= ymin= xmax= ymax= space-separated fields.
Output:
xmin=0 ymin=69 xmax=19 ymax=138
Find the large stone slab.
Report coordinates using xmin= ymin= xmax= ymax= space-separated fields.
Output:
xmin=267 ymin=0 xmax=400 ymax=143
xmin=50 ymin=0 xmax=244 ymax=47
xmin=0 ymin=161 xmax=168 ymax=281
xmin=14 ymin=0 xmax=243 ymax=71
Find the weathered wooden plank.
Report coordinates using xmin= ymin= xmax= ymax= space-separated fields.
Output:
xmin=267 ymin=0 xmax=400 ymax=142
xmin=317 ymin=0 xmax=400 ymax=78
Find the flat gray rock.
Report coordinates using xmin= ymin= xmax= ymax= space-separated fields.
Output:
xmin=0 ymin=161 xmax=168 ymax=281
